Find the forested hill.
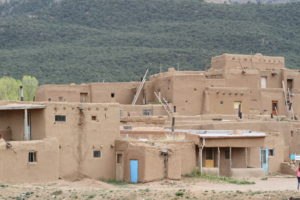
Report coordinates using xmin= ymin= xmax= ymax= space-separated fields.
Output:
xmin=1 ymin=0 xmax=300 ymax=84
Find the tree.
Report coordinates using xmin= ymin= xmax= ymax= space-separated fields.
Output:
xmin=0 ymin=77 xmax=21 ymax=100
xmin=22 ymin=75 xmax=39 ymax=101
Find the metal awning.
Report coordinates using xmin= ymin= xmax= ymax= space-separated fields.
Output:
xmin=0 ymin=104 xmax=46 ymax=110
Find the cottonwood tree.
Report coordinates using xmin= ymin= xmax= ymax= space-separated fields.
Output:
xmin=0 ymin=77 xmax=21 ymax=100
xmin=0 ymin=76 xmax=39 ymax=101
xmin=22 ymin=75 xmax=39 ymax=101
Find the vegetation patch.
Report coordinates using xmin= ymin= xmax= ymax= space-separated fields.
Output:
xmin=51 ymin=190 xmax=63 ymax=196
xmin=184 ymin=170 xmax=255 ymax=185
xmin=100 ymin=178 xmax=128 ymax=186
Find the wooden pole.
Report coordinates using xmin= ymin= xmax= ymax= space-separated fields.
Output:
xmin=217 ymin=147 xmax=220 ymax=176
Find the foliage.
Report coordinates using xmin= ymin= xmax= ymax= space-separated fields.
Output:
xmin=22 ymin=75 xmax=39 ymax=101
xmin=184 ymin=169 xmax=255 ymax=185
xmin=175 ymin=189 xmax=185 ymax=196
xmin=51 ymin=190 xmax=63 ymax=196
xmin=0 ymin=77 xmax=21 ymax=100
xmin=100 ymin=178 xmax=128 ymax=186
xmin=0 ymin=0 xmax=300 ymax=84
xmin=0 ymin=76 xmax=38 ymax=101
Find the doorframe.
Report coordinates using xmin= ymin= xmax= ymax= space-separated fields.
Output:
xmin=260 ymin=148 xmax=269 ymax=173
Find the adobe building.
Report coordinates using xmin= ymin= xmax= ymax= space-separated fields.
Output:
xmin=0 ymin=101 xmax=120 ymax=183
xmin=36 ymin=53 xmax=300 ymax=118
xmin=1 ymin=53 xmax=300 ymax=183
xmin=34 ymin=53 xmax=300 ymax=176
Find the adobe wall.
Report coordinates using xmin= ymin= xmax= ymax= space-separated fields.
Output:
xmin=0 ymin=110 xmax=24 ymax=141
xmin=0 ymin=137 xmax=59 ymax=183
xmin=203 ymin=87 xmax=250 ymax=115
xmin=36 ymin=84 xmax=90 ymax=102
xmin=115 ymin=140 xmax=194 ymax=182
xmin=36 ymin=82 xmax=141 ymax=104
xmin=89 ymin=82 xmax=141 ymax=104
xmin=115 ymin=140 xmax=161 ymax=182
xmin=43 ymin=102 xmax=120 ymax=180
xmin=232 ymin=148 xmax=246 ymax=168
xmin=120 ymin=104 xmax=168 ymax=117
xmin=172 ymin=75 xmax=205 ymax=115
xmin=204 ymin=137 xmax=264 ymax=148
xmin=211 ymin=53 xmax=285 ymax=72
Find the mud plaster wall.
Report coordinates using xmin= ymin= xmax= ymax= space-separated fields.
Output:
xmin=120 ymin=104 xmax=167 ymax=117
xmin=89 ymin=82 xmax=140 ymax=104
xmin=36 ymin=85 xmax=90 ymax=102
xmin=36 ymin=82 xmax=141 ymax=104
xmin=43 ymin=102 xmax=120 ymax=180
xmin=116 ymin=142 xmax=147 ymax=182
xmin=0 ymin=138 xmax=59 ymax=183
xmin=204 ymin=88 xmax=250 ymax=115
xmin=232 ymin=148 xmax=246 ymax=168
xmin=0 ymin=110 xmax=24 ymax=141
xmin=116 ymin=140 xmax=194 ymax=182
xmin=172 ymin=75 xmax=205 ymax=115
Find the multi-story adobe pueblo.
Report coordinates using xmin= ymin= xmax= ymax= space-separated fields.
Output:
xmin=1 ymin=53 xmax=300 ymax=183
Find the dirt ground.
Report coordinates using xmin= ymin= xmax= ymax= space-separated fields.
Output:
xmin=0 ymin=176 xmax=299 ymax=200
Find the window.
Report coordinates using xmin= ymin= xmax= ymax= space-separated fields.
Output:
xmin=260 ymin=76 xmax=267 ymax=88
xmin=143 ymin=109 xmax=153 ymax=116
xmin=80 ymin=93 xmax=88 ymax=103
xmin=93 ymin=150 xmax=101 ymax=158
xmin=205 ymin=148 xmax=213 ymax=160
xmin=28 ymin=152 xmax=37 ymax=163
xmin=48 ymin=98 xmax=51 ymax=102
xmin=269 ymin=149 xmax=274 ymax=156
xmin=272 ymin=101 xmax=278 ymax=115
xmin=287 ymin=79 xmax=293 ymax=90
xmin=55 ymin=115 xmax=66 ymax=122
xmin=225 ymin=149 xmax=230 ymax=159
xmin=111 ymin=93 xmax=115 ymax=98
xmin=58 ymin=96 xmax=63 ymax=102
xmin=117 ymin=153 xmax=123 ymax=164
xmin=91 ymin=116 xmax=97 ymax=121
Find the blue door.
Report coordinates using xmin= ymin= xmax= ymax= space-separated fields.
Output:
xmin=260 ymin=148 xmax=269 ymax=173
xmin=130 ymin=160 xmax=138 ymax=183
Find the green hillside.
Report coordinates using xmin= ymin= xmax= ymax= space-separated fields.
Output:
xmin=0 ymin=0 xmax=300 ymax=84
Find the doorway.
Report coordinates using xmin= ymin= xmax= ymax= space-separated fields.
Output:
xmin=272 ymin=101 xmax=278 ymax=115
xmin=260 ymin=148 xmax=269 ymax=173
xmin=234 ymin=101 xmax=242 ymax=117
xmin=130 ymin=160 xmax=139 ymax=183
xmin=287 ymin=79 xmax=293 ymax=91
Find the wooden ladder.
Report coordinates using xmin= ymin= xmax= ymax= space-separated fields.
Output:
xmin=132 ymin=68 xmax=148 ymax=105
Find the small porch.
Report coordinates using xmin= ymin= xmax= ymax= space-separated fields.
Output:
xmin=0 ymin=103 xmax=46 ymax=141
xmin=196 ymin=130 xmax=266 ymax=177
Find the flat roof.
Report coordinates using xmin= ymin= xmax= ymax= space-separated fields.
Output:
xmin=0 ymin=104 xmax=46 ymax=110
xmin=166 ymin=129 xmax=266 ymax=138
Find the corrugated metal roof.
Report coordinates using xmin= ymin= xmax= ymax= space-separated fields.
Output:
xmin=166 ymin=129 xmax=266 ymax=138
xmin=0 ymin=104 xmax=46 ymax=110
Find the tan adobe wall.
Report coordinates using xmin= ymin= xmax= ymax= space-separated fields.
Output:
xmin=211 ymin=53 xmax=285 ymax=72
xmin=36 ymin=82 xmax=141 ymax=104
xmin=120 ymin=104 xmax=168 ymax=117
xmin=36 ymin=84 xmax=90 ymax=102
xmin=115 ymin=139 xmax=194 ymax=182
xmin=89 ymin=82 xmax=141 ymax=104
xmin=42 ymin=102 xmax=120 ymax=180
xmin=203 ymin=87 xmax=250 ymax=115
xmin=0 ymin=137 xmax=59 ymax=183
